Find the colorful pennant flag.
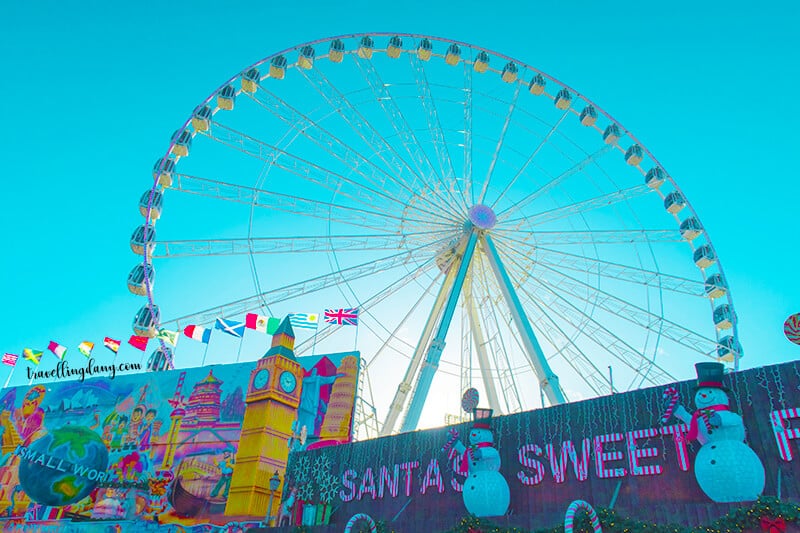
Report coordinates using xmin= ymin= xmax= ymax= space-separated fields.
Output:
xmin=157 ymin=328 xmax=179 ymax=347
xmin=2 ymin=353 xmax=18 ymax=367
xmin=23 ymin=348 xmax=43 ymax=365
xmin=103 ymin=337 xmax=120 ymax=354
xmin=128 ymin=335 xmax=149 ymax=352
xmin=324 ymin=308 xmax=359 ymax=326
xmin=245 ymin=313 xmax=281 ymax=334
xmin=288 ymin=313 xmax=319 ymax=330
xmin=215 ymin=318 xmax=246 ymax=338
xmin=183 ymin=325 xmax=211 ymax=343
xmin=48 ymin=341 xmax=67 ymax=359
xmin=78 ymin=341 xmax=95 ymax=358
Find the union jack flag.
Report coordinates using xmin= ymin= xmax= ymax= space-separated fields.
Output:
xmin=324 ymin=308 xmax=359 ymax=326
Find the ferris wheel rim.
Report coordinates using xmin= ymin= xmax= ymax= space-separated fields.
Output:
xmin=137 ymin=32 xmax=741 ymax=428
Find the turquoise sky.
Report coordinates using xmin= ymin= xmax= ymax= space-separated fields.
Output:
xmin=2 ymin=1 xmax=798 ymax=395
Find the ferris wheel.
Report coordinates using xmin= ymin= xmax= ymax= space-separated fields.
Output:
xmin=129 ymin=33 xmax=741 ymax=437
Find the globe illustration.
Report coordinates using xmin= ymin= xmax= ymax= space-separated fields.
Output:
xmin=18 ymin=425 xmax=109 ymax=506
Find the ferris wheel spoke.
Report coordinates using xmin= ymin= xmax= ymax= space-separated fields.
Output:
xmin=491 ymin=107 xmax=572 ymax=209
xmin=496 ymin=144 xmax=615 ymax=221
xmin=151 ymin=231 xmax=448 ymax=259
xmin=478 ymin=81 xmax=522 ymax=204
xmin=352 ymin=56 xmax=466 ymax=216
xmin=161 ymin=238 xmax=449 ymax=327
xmin=297 ymin=258 xmax=440 ymax=357
xmin=462 ymin=264 xmax=503 ymax=414
xmin=296 ymin=66 xmax=463 ymax=221
xmin=503 ymin=248 xmax=677 ymax=385
xmin=463 ymin=61 xmax=474 ymax=206
xmin=510 ymin=248 xmax=719 ymax=356
xmin=495 ymin=228 xmax=681 ymax=246
xmin=514 ymin=295 xmax=610 ymax=398
xmin=408 ymin=53 xmax=465 ymax=209
xmin=533 ymin=246 xmax=706 ymax=296
xmin=473 ymin=254 xmax=524 ymax=413
xmin=170 ymin=173 xmax=442 ymax=232
xmin=495 ymin=232 xmax=706 ymax=296
xmin=202 ymin=123 xmax=425 ymax=217
xmin=243 ymin=84 xmax=455 ymax=224
xmin=504 ymin=184 xmax=654 ymax=228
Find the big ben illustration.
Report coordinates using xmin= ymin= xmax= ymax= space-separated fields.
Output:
xmin=225 ymin=317 xmax=303 ymax=517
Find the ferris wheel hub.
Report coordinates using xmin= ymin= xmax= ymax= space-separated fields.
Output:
xmin=467 ymin=204 xmax=497 ymax=230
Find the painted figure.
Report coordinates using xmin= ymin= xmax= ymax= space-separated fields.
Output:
xmin=671 ymin=362 xmax=765 ymax=502
xmin=138 ymin=408 xmax=158 ymax=451
xmin=13 ymin=385 xmax=47 ymax=445
xmin=126 ymin=406 xmax=145 ymax=445
xmin=111 ymin=415 xmax=128 ymax=448
xmin=444 ymin=418 xmax=510 ymax=517
xmin=210 ymin=450 xmax=235 ymax=499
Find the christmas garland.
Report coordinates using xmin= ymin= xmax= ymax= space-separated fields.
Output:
xmin=445 ymin=497 xmax=800 ymax=533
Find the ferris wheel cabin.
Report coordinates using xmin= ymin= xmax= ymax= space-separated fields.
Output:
xmin=705 ymin=273 xmax=728 ymax=299
xmin=147 ymin=346 xmax=172 ymax=372
xmin=298 ymin=46 xmax=315 ymax=69
xmin=645 ymin=167 xmax=666 ymax=189
xmin=138 ymin=189 xmax=163 ymax=220
xmin=528 ymin=74 xmax=546 ymax=95
xmin=679 ymin=217 xmax=702 ymax=241
xmin=387 ymin=36 xmax=403 ymax=59
xmin=191 ymin=106 xmax=212 ymax=132
xmin=445 ymin=43 xmax=460 ymax=65
xmin=664 ymin=191 xmax=686 ymax=214
xmin=127 ymin=263 xmax=154 ymax=296
xmin=153 ymin=158 xmax=175 ymax=188
xmin=130 ymin=224 xmax=155 ymax=256
xmin=269 ymin=55 xmax=287 ymax=79
xmin=417 ymin=38 xmax=433 ymax=61
xmin=358 ymin=36 xmax=374 ymax=59
xmin=217 ymin=85 xmax=236 ymax=110
xmin=580 ymin=105 xmax=597 ymax=126
xmin=329 ymin=39 xmax=345 ymax=63
xmin=717 ymin=335 xmax=742 ymax=362
xmin=473 ymin=51 xmax=490 ymax=73
xmin=170 ymin=130 xmax=192 ymax=157
xmin=625 ymin=144 xmax=644 ymax=166
xmin=554 ymin=88 xmax=572 ymax=110
xmin=241 ymin=68 xmax=260 ymax=93
xmin=603 ymin=124 xmax=621 ymax=144
xmin=133 ymin=304 xmax=160 ymax=338
xmin=713 ymin=304 xmax=735 ymax=330
xmin=693 ymin=244 xmax=716 ymax=269
xmin=501 ymin=62 xmax=518 ymax=83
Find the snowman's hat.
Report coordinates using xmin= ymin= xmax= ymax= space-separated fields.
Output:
xmin=472 ymin=407 xmax=493 ymax=429
xmin=694 ymin=362 xmax=727 ymax=389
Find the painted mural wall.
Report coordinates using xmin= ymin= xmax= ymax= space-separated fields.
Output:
xmin=0 ymin=350 xmax=359 ymax=532
xmin=282 ymin=361 xmax=800 ymax=532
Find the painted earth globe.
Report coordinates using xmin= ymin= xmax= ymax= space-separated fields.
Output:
xmin=18 ymin=425 xmax=109 ymax=506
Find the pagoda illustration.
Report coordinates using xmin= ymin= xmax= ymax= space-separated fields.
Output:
xmin=224 ymin=318 xmax=304 ymax=518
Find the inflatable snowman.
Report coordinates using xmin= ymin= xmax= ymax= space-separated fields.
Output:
xmin=672 ymin=362 xmax=764 ymax=502
xmin=445 ymin=419 xmax=510 ymax=517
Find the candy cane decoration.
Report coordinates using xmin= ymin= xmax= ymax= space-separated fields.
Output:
xmin=700 ymin=408 xmax=713 ymax=432
xmin=660 ymin=386 xmax=679 ymax=424
xmin=442 ymin=428 xmax=459 ymax=453
xmin=564 ymin=500 xmax=602 ymax=533
xmin=344 ymin=513 xmax=377 ymax=533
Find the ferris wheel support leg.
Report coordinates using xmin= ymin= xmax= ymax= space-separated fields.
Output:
xmin=481 ymin=234 xmax=566 ymax=406
xmin=463 ymin=274 xmax=503 ymax=414
xmin=380 ymin=259 xmax=461 ymax=436
xmin=401 ymin=231 xmax=480 ymax=432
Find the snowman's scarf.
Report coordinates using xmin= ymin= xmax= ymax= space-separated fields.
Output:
xmin=686 ymin=404 xmax=729 ymax=440
xmin=461 ymin=442 xmax=493 ymax=472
